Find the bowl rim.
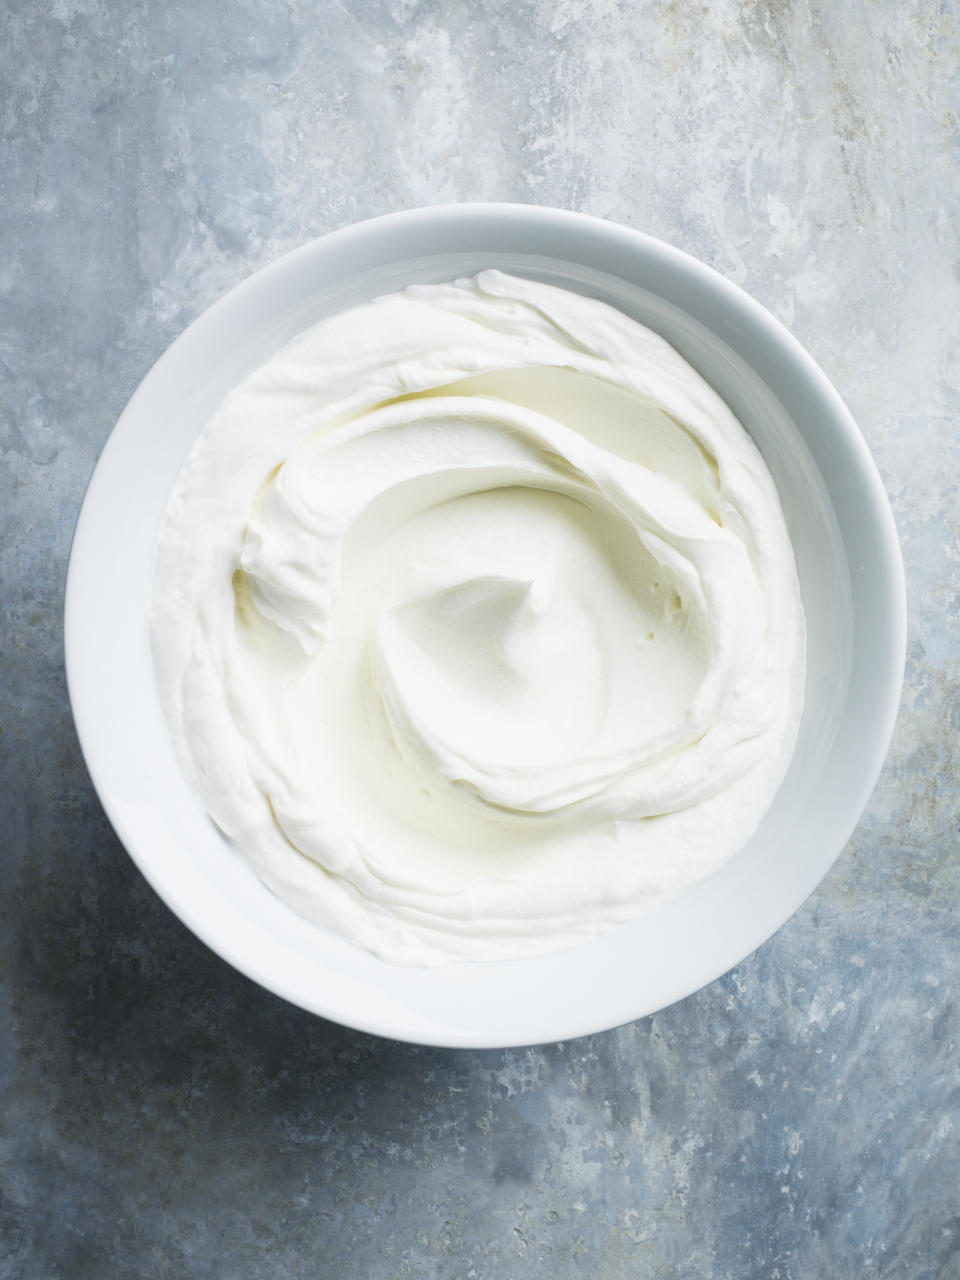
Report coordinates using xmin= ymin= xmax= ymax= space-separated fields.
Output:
xmin=64 ymin=202 xmax=907 ymax=1047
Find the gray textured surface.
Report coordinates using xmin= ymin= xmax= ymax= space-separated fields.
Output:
xmin=2 ymin=0 xmax=958 ymax=1276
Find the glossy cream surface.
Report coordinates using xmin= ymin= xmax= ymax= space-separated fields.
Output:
xmin=150 ymin=271 xmax=805 ymax=964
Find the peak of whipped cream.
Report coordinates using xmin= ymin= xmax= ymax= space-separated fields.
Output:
xmin=151 ymin=270 xmax=805 ymax=965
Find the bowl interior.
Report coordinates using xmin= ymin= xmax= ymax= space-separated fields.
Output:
xmin=65 ymin=206 xmax=904 ymax=1047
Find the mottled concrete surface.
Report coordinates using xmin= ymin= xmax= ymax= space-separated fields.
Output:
xmin=1 ymin=0 xmax=959 ymax=1276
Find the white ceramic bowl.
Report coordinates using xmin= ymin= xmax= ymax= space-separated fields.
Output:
xmin=65 ymin=204 xmax=905 ymax=1048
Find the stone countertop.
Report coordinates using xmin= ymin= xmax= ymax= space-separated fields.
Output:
xmin=2 ymin=1 xmax=958 ymax=1276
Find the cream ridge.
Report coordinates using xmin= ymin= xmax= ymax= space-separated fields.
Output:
xmin=150 ymin=270 xmax=806 ymax=965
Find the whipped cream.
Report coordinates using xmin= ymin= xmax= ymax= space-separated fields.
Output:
xmin=151 ymin=270 xmax=805 ymax=965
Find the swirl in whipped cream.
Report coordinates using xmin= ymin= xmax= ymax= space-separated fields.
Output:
xmin=151 ymin=271 xmax=805 ymax=964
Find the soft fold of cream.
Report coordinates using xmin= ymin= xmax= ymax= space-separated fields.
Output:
xmin=151 ymin=270 xmax=805 ymax=965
